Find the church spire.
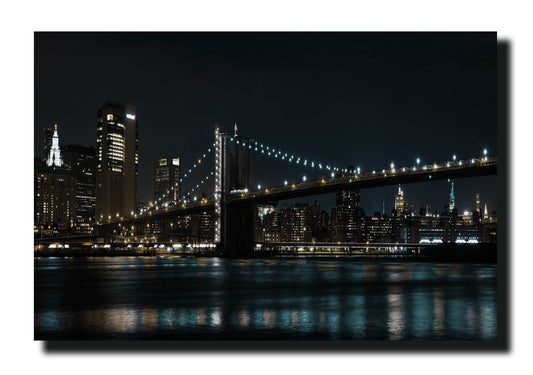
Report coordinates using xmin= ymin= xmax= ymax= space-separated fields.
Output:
xmin=46 ymin=123 xmax=62 ymax=167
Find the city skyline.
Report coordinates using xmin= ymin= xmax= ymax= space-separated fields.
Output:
xmin=37 ymin=121 xmax=496 ymax=219
xmin=34 ymin=32 xmax=497 ymax=214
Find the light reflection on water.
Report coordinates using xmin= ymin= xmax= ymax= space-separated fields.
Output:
xmin=34 ymin=257 xmax=497 ymax=340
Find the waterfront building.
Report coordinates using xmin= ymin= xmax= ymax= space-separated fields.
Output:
xmin=191 ymin=211 xmax=214 ymax=242
xmin=262 ymin=210 xmax=281 ymax=242
xmin=62 ymin=145 xmax=96 ymax=234
xmin=154 ymin=156 xmax=181 ymax=203
xmin=34 ymin=159 xmax=77 ymax=236
xmin=254 ymin=204 xmax=277 ymax=241
xmin=365 ymin=213 xmax=394 ymax=242
xmin=330 ymin=189 xmax=365 ymax=242
xmin=95 ymin=101 xmax=138 ymax=221
xmin=280 ymin=203 xmax=312 ymax=242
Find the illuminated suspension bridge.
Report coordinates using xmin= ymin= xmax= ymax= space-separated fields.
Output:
xmin=97 ymin=125 xmax=497 ymax=256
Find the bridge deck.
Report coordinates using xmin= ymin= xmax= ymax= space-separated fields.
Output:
xmin=100 ymin=157 xmax=496 ymax=226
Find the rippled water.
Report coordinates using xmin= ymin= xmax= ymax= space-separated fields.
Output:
xmin=34 ymin=256 xmax=497 ymax=340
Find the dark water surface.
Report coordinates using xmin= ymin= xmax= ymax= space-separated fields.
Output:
xmin=34 ymin=256 xmax=497 ymax=340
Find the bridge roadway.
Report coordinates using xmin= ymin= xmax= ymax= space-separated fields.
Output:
xmin=101 ymin=156 xmax=497 ymax=227
xmin=228 ymin=156 xmax=497 ymax=204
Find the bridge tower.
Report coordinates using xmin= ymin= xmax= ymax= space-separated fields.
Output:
xmin=214 ymin=125 xmax=254 ymax=256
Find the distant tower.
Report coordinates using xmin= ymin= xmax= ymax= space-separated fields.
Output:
xmin=395 ymin=185 xmax=405 ymax=216
xmin=46 ymin=124 xmax=62 ymax=167
xmin=449 ymin=182 xmax=455 ymax=212
xmin=154 ymin=156 xmax=181 ymax=203
xmin=484 ymin=203 xmax=489 ymax=221
xmin=472 ymin=193 xmax=482 ymax=224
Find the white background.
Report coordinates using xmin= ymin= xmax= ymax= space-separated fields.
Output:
xmin=0 ymin=0 xmax=531 ymax=373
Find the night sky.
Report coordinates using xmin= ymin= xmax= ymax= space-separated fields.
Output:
xmin=34 ymin=32 xmax=497 ymax=215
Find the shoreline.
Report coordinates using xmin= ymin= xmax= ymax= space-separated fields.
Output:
xmin=34 ymin=243 xmax=497 ymax=263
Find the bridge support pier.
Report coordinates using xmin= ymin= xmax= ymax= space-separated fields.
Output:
xmin=220 ymin=200 xmax=255 ymax=257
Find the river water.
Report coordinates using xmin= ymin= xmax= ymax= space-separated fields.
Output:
xmin=34 ymin=256 xmax=497 ymax=340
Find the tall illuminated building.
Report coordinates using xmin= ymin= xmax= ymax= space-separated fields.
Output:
xmin=449 ymin=182 xmax=455 ymax=212
xmin=154 ymin=156 xmax=181 ymax=203
xmin=394 ymin=185 xmax=406 ymax=216
xmin=95 ymin=102 xmax=138 ymax=221
xmin=34 ymin=158 xmax=76 ymax=236
xmin=46 ymin=124 xmax=62 ymax=167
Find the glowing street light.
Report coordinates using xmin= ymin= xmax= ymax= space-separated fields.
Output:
xmin=453 ymin=154 xmax=456 ymax=161
xmin=257 ymin=184 xmax=261 ymax=190
xmin=303 ymin=175 xmax=307 ymax=182
xmin=284 ymin=180 xmax=288 ymax=186
xmin=416 ymin=157 xmax=420 ymax=165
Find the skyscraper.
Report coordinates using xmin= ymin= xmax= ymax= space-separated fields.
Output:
xmin=473 ymin=193 xmax=482 ymax=224
xmin=95 ymin=102 xmax=138 ymax=221
xmin=154 ymin=157 xmax=181 ymax=203
xmin=394 ymin=185 xmax=406 ymax=216
xmin=449 ymin=182 xmax=455 ymax=212
xmin=62 ymin=145 xmax=96 ymax=234
xmin=331 ymin=189 xmax=365 ymax=242
xmin=46 ymin=124 xmax=62 ymax=167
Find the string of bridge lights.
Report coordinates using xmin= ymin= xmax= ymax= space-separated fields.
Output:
xmin=152 ymin=143 xmax=215 ymax=206
xmin=227 ymin=136 xmax=350 ymax=174
xmin=182 ymin=171 xmax=215 ymax=202
xmin=228 ymin=138 xmax=490 ymax=192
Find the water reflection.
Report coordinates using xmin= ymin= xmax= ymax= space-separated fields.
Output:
xmin=35 ymin=257 xmax=497 ymax=340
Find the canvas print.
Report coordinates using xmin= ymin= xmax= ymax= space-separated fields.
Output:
xmin=34 ymin=32 xmax=500 ymax=343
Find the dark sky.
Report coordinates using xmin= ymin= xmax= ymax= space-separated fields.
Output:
xmin=34 ymin=32 xmax=497 ymax=215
